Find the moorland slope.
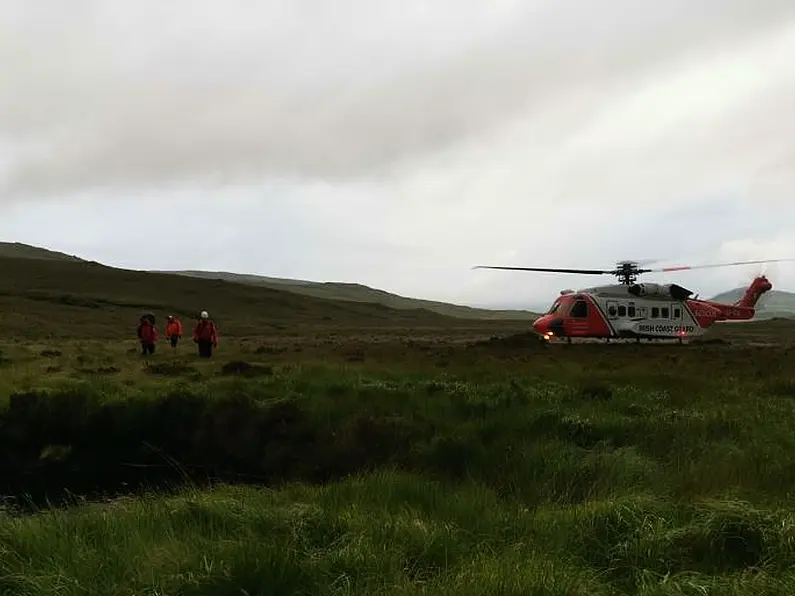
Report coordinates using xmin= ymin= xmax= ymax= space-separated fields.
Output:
xmin=0 ymin=254 xmax=529 ymax=339
xmin=0 ymin=241 xmax=85 ymax=262
xmin=158 ymin=270 xmax=539 ymax=320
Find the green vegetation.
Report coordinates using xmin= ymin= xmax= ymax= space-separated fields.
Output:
xmin=2 ymin=247 xmax=795 ymax=593
xmin=2 ymin=319 xmax=795 ymax=594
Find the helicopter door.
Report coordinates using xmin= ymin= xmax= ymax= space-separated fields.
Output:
xmin=670 ymin=303 xmax=682 ymax=321
xmin=566 ymin=299 xmax=590 ymax=336
xmin=606 ymin=300 xmax=619 ymax=320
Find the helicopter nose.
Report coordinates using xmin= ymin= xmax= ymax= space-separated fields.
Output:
xmin=532 ymin=317 xmax=547 ymax=334
xmin=534 ymin=315 xmax=565 ymax=339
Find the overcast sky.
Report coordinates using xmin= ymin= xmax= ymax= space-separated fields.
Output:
xmin=2 ymin=0 xmax=794 ymax=309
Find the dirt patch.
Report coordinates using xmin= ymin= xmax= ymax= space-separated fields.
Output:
xmin=145 ymin=362 xmax=198 ymax=377
xmin=220 ymin=360 xmax=274 ymax=377
xmin=76 ymin=366 xmax=121 ymax=375
xmin=470 ymin=332 xmax=545 ymax=349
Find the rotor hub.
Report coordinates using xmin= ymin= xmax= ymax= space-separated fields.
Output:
xmin=611 ymin=261 xmax=649 ymax=285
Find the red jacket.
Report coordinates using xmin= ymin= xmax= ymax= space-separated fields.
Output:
xmin=166 ymin=319 xmax=183 ymax=337
xmin=138 ymin=321 xmax=158 ymax=343
xmin=193 ymin=319 xmax=218 ymax=344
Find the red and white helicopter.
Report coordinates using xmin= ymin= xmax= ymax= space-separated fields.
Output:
xmin=475 ymin=258 xmax=795 ymax=343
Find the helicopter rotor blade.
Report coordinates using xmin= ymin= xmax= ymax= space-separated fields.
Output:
xmin=473 ymin=265 xmax=611 ymax=275
xmin=649 ymin=258 xmax=795 ymax=274
xmin=620 ymin=258 xmax=664 ymax=267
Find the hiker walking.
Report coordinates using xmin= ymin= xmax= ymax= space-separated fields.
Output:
xmin=137 ymin=313 xmax=158 ymax=356
xmin=165 ymin=315 xmax=183 ymax=350
xmin=192 ymin=310 xmax=218 ymax=358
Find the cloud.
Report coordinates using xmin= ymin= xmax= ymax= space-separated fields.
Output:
xmin=1 ymin=0 xmax=795 ymax=308
xmin=2 ymin=0 xmax=795 ymax=198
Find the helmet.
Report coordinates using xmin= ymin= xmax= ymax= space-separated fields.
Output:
xmin=167 ymin=315 xmax=174 ymax=320
xmin=200 ymin=311 xmax=209 ymax=319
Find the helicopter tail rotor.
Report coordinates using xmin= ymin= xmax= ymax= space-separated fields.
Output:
xmin=736 ymin=260 xmax=780 ymax=309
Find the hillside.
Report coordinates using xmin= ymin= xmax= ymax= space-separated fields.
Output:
xmin=0 ymin=242 xmax=85 ymax=262
xmin=0 ymin=255 xmax=533 ymax=340
xmin=0 ymin=242 xmax=537 ymax=322
xmin=709 ymin=287 xmax=795 ymax=319
xmin=159 ymin=270 xmax=539 ymax=320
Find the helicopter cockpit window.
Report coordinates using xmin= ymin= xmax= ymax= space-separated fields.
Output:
xmin=547 ymin=301 xmax=561 ymax=314
xmin=570 ymin=300 xmax=588 ymax=318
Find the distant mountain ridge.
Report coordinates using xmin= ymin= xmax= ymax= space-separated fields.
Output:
xmin=158 ymin=270 xmax=540 ymax=321
xmin=4 ymin=241 xmax=790 ymax=321
xmin=0 ymin=242 xmax=538 ymax=320
xmin=709 ymin=287 xmax=795 ymax=319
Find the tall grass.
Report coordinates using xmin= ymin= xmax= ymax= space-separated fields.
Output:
xmin=1 ymin=335 xmax=795 ymax=593
xmin=3 ymin=474 xmax=795 ymax=594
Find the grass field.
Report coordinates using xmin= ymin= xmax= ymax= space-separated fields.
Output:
xmin=2 ymin=250 xmax=795 ymax=594
xmin=2 ymin=314 xmax=795 ymax=594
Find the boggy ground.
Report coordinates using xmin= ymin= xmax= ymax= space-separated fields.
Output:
xmin=1 ymin=321 xmax=795 ymax=594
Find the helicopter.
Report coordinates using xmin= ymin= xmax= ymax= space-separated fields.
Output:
xmin=474 ymin=258 xmax=795 ymax=343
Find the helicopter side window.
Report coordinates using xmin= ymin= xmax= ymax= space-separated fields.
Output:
xmin=673 ymin=307 xmax=681 ymax=319
xmin=618 ymin=305 xmax=626 ymax=317
xmin=651 ymin=307 xmax=659 ymax=318
xmin=661 ymin=307 xmax=669 ymax=318
xmin=570 ymin=300 xmax=588 ymax=318
xmin=608 ymin=305 xmax=617 ymax=317
xmin=628 ymin=305 xmax=636 ymax=317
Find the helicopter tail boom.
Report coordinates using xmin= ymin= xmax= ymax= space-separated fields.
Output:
xmin=734 ymin=275 xmax=773 ymax=309
xmin=694 ymin=275 xmax=772 ymax=321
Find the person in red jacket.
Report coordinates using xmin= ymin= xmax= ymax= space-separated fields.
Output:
xmin=165 ymin=315 xmax=184 ymax=350
xmin=192 ymin=310 xmax=218 ymax=358
xmin=137 ymin=314 xmax=158 ymax=356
